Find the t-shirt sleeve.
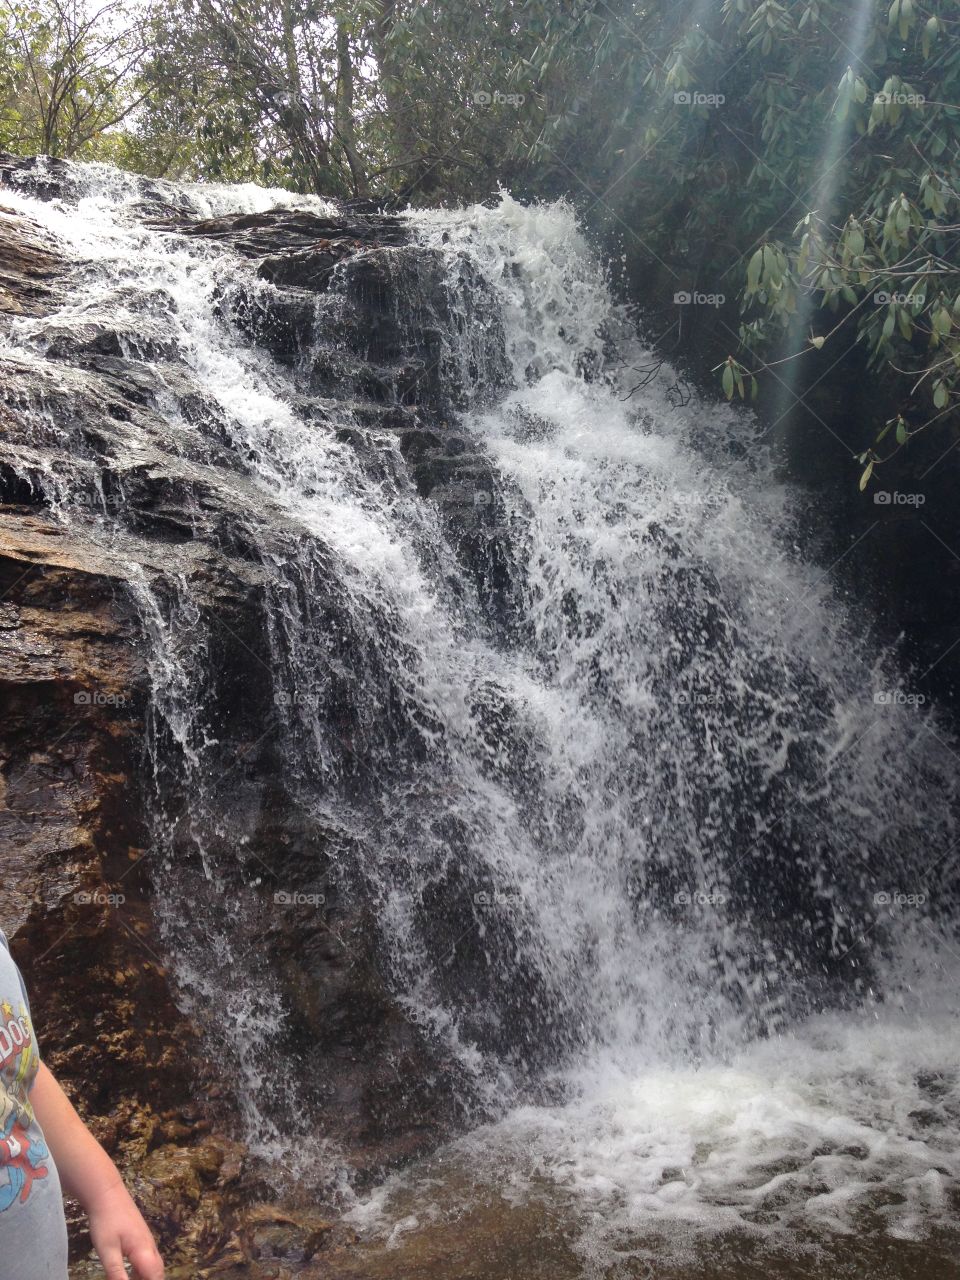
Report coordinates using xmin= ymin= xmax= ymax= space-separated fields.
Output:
xmin=0 ymin=929 xmax=33 ymax=1020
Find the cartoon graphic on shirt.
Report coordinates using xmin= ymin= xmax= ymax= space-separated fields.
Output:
xmin=0 ymin=1116 xmax=49 ymax=1209
xmin=0 ymin=998 xmax=49 ymax=1210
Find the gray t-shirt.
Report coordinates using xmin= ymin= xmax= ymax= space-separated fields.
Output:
xmin=0 ymin=930 xmax=68 ymax=1279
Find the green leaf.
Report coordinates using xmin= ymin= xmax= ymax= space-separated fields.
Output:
xmin=722 ymin=364 xmax=735 ymax=399
xmin=860 ymin=459 xmax=875 ymax=491
xmin=922 ymin=16 xmax=939 ymax=58
xmin=746 ymin=248 xmax=763 ymax=292
xmin=762 ymin=244 xmax=781 ymax=287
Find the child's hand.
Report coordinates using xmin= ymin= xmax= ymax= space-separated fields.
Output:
xmin=29 ymin=1065 xmax=164 ymax=1278
xmin=87 ymin=1178 xmax=165 ymax=1280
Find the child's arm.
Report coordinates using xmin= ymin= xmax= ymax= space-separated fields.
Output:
xmin=30 ymin=1062 xmax=164 ymax=1280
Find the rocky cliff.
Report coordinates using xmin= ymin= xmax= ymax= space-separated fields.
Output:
xmin=0 ymin=153 xmax=512 ymax=1276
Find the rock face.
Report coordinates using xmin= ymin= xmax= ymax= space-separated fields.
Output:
xmin=0 ymin=504 xmax=226 ymax=1266
xmin=0 ymin=203 xmax=60 ymax=314
xmin=0 ymin=154 xmax=518 ymax=1274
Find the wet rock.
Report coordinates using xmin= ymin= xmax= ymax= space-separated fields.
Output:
xmin=221 ymin=283 xmax=319 ymax=364
xmin=239 ymin=1204 xmax=336 ymax=1263
xmin=0 ymin=159 xmax=530 ymax=1280
xmin=0 ymin=516 xmax=247 ymax=1272
xmin=131 ymin=1134 xmax=251 ymax=1265
xmin=25 ymin=315 xmax=178 ymax=362
xmin=167 ymin=209 xmax=408 ymax=259
xmin=0 ymin=151 xmax=74 ymax=200
xmin=0 ymin=205 xmax=62 ymax=315
xmin=0 ymin=150 xmax=199 ymax=218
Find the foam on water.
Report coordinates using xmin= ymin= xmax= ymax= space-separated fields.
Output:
xmin=347 ymin=1008 xmax=960 ymax=1264
xmin=3 ymin=152 xmax=339 ymax=218
xmin=345 ymin=949 xmax=960 ymax=1258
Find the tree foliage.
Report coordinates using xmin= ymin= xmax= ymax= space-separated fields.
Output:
xmin=509 ymin=0 xmax=960 ymax=479
xmin=1 ymin=0 xmax=959 ymax=473
xmin=0 ymin=0 xmax=147 ymax=158
xmin=131 ymin=0 xmax=547 ymax=197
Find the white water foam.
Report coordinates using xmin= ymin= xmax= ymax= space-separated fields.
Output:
xmin=345 ymin=197 xmax=960 ymax=1248
xmin=346 ymin=949 xmax=960 ymax=1255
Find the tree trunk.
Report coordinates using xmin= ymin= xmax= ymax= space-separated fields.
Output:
xmin=334 ymin=22 xmax=369 ymax=197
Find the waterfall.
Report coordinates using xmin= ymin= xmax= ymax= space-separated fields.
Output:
xmin=1 ymin=157 xmax=958 ymax=1251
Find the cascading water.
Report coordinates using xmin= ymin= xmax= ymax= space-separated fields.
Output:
xmin=1 ymin=157 xmax=958 ymax=1269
